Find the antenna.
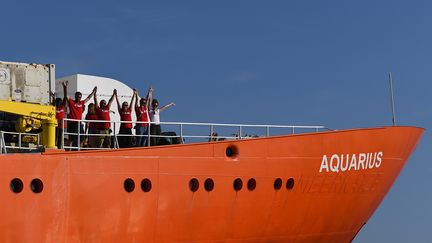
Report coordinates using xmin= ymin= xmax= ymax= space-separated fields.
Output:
xmin=388 ymin=72 xmax=396 ymax=126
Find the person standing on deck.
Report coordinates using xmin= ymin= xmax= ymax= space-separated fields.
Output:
xmin=115 ymin=90 xmax=135 ymax=148
xmin=134 ymin=88 xmax=152 ymax=147
xmin=63 ymin=80 xmax=96 ymax=149
xmin=54 ymin=95 xmax=67 ymax=149
xmin=94 ymin=89 xmax=116 ymax=148
xmin=84 ymin=103 xmax=98 ymax=148
xmin=148 ymin=88 xmax=175 ymax=146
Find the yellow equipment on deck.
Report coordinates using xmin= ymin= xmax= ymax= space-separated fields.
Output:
xmin=0 ymin=100 xmax=57 ymax=149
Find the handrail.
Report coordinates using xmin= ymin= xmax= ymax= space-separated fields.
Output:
xmin=0 ymin=119 xmax=329 ymax=152
xmin=0 ymin=131 xmax=41 ymax=153
xmin=62 ymin=118 xmax=329 ymax=151
xmin=63 ymin=118 xmax=328 ymax=130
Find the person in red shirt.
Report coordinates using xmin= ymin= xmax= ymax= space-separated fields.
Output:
xmin=94 ymin=89 xmax=116 ymax=148
xmin=84 ymin=103 xmax=98 ymax=148
xmin=134 ymin=87 xmax=152 ymax=147
xmin=63 ymin=80 xmax=96 ymax=149
xmin=115 ymin=89 xmax=135 ymax=148
xmin=54 ymin=95 xmax=67 ymax=149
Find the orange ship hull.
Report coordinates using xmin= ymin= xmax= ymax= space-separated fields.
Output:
xmin=0 ymin=126 xmax=423 ymax=242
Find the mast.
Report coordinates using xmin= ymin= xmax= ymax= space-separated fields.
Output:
xmin=388 ymin=72 xmax=396 ymax=126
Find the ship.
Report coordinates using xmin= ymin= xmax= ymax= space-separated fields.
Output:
xmin=0 ymin=61 xmax=424 ymax=242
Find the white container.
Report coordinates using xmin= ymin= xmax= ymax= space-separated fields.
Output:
xmin=0 ymin=61 xmax=55 ymax=104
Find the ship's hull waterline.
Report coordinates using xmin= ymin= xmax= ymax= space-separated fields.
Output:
xmin=0 ymin=126 xmax=423 ymax=242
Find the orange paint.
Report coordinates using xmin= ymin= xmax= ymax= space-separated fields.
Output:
xmin=0 ymin=126 xmax=423 ymax=242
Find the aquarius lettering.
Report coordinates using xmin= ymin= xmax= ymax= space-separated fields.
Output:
xmin=319 ymin=152 xmax=383 ymax=173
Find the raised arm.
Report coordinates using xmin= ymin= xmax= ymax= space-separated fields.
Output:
xmin=129 ymin=89 xmax=135 ymax=110
xmin=62 ymin=80 xmax=70 ymax=102
xmin=115 ymin=92 xmax=121 ymax=113
xmin=159 ymin=102 xmax=176 ymax=112
xmin=107 ymin=89 xmax=116 ymax=108
xmin=84 ymin=86 xmax=97 ymax=103
xmin=134 ymin=89 xmax=139 ymax=109
xmin=146 ymin=87 xmax=154 ymax=110
xmin=61 ymin=84 xmax=67 ymax=107
xmin=94 ymin=89 xmax=99 ymax=108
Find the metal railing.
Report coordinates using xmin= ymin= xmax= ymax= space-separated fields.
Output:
xmin=62 ymin=118 xmax=329 ymax=151
xmin=0 ymin=131 xmax=41 ymax=154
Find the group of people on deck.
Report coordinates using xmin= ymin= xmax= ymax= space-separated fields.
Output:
xmin=54 ymin=81 xmax=175 ymax=149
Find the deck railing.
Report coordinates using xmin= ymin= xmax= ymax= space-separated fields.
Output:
xmin=62 ymin=118 xmax=329 ymax=151
xmin=0 ymin=131 xmax=41 ymax=154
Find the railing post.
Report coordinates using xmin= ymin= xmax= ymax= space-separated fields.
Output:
xmin=18 ymin=132 xmax=22 ymax=149
xmin=61 ymin=119 xmax=64 ymax=149
xmin=1 ymin=131 xmax=6 ymax=154
xmin=238 ymin=126 xmax=242 ymax=139
xmin=113 ymin=121 xmax=116 ymax=149
xmin=147 ymin=122 xmax=151 ymax=146
xmin=292 ymin=127 xmax=295 ymax=134
xmin=0 ymin=131 xmax=3 ymax=154
xmin=180 ymin=124 xmax=183 ymax=144
xmin=210 ymin=125 xmax=214 ymax=141
xmin=77 ymin=120 xmax=81 ymax=151
xmin=64 ymin=119 xmax=67 ymax=150
xmin=266 ymin=126 xmax=270 ymax=137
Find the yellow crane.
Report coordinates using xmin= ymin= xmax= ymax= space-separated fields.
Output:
xmin=0 ymin=100 xmax=56 ymax=149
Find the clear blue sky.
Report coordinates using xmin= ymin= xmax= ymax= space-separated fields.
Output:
xmin=2 ymin=1 xmax=431 ymax=242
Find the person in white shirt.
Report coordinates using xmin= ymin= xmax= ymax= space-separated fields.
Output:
xmin=148 ymin=89 xmax=175 ymax=146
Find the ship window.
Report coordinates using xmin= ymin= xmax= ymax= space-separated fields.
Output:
xmin=30 ymin=178 xmax=44 ymax=193
xmin=233 ymin=178 xmax=243 ymax=191
xmin=247 ymin=178 xmax=256 ymax=191
xmin=189 ymin=178 xmax=199 ymax=192
xmin=274 ymin=178 xmax=282 ymax=190
xmin=204 ymin=178 xmax=214 ymax=192
xmin=226 ymin=145 xmax=238 ymax=158
xmin=10 ymin=178 xmax=23 ymax=193
xmin=286 ymin=178 xmax=295 ymax=190
xmin=124 ymin=178 xmax=135 ymax=193
xmin=141 ymin=178 xmax=152 ymax=192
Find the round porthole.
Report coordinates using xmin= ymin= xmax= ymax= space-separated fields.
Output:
xmin=233 ymin=178 xmax=243 ymax=191
xmin=189 ymin=178 xmax=199 ymax=192
xmin=274 ymin=178 xmax=282 ymax=190
xmin=124 ymin=178 xmax=135 ymax=193
xmin=141 ymin=178 xmax=152 ymax=192
xmin=247 ymin=178 xmax=256 ymax=191
xmin=10 ymin=178 xmax=23 ymax=193
xmin=226 ymin=145 xmax=238 ymax=158
xmin=30 ymin=178 xmax=44 ymax=193
xmin=204 ymin=178 xmax=214 ymax=192
xmin=286 ymin=178 xmax=295 ymax=190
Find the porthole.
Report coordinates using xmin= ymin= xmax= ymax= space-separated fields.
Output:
xmin=226 ymin=145 xmax=238 ymax=158
xmin=286 ymin=178 xmax=295 ymax=190
xmin=141 ymin=178 xmax=152 ymax=192
xmin=274 ymin=178 xmax=282 ymax=190
xmin=204 ymin=178 xmax=214 ymax=192
xmin=10 ymin=178 xmax=23 ymax=193
xmin=124 ymin=178 xmax=135 ymax=193
xmin=30 ymin=178 xmax=44 ymax=193
xmin=233 ymin=178 xmax=243 ymax=191
xmin=247 ymin=178 xmax=256 ymax=191
xmin=189 ymin=178 xmax=199 ymax=192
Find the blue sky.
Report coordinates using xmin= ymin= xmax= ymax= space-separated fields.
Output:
xmin=2 ymin=1 xmax=431 ymax=242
